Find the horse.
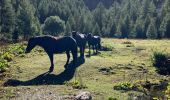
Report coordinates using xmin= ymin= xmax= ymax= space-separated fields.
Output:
xmin=25 ymin=35 xmax=77 ymax=72
xmin=86 ymin=33 xmax=101 ymax=56
xmin=72 ymin=31 xmax=86 ymax=58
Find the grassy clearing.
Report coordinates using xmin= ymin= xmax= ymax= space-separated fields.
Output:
xmin=0 ymin=39 xmax=170 ymax=100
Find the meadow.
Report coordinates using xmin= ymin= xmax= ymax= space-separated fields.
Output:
xmin=0 ymin=38 xmax=170 ymax=100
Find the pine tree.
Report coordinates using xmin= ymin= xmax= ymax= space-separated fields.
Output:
xmin=17 ymin=0 xmax=41 ymax=39
xmin=160 ymin=0 xmax=170 ymax=38
xmin=93 ymin=2 xmax=106 ymax=34
xmin=65 ymin=22 xmax=71 ymax=36
xmin=92 ymin=23 xmax=101 ymax=36
xmin=135 ymin=18 xmax=144 ymax=38
xmin=146 ymin=18 xmax=157 ymax=38
xmin=1 ymin=0 xmax=15 ymax=39
xmin=67 ymin=15 xmax=76 ymax=31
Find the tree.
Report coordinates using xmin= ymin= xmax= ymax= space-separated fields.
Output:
xmin=43 ymin=16 xmax=65 ymax=35
xmin=92 ymin=23 xmax=101 ymax=36
xmin=65 ymin=21 xmax=71 ymax=36
xmin=121 ymin=15 xmax=131 ymax=38
xmin=146 ymin=18 xmax=157 ymax=38
xmin=110 ymin=21 xmax=116 ymax=37
xmin=67 ymin=15 xmax=76 ymax=31
xmin=93 ymin=2 xmax=106 ymax=34
xmin=160 ymin=0 xmax=170 ymax=38
xmin=0 ymin=0 xmax=15 ymax=39
xmin=135 ymin=18 xmax=144 ymax=38
xmin=17 ymin=0 xmax=41 ymax=39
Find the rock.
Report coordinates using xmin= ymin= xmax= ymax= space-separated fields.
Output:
xmin=75 ymin=91 xmax=92 ymax=100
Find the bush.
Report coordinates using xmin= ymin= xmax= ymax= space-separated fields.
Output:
xmin=0 ymin=43 xmax=26 ymax=73
xmin=8 ymin=44 xmax=25 ymax=56
xmin=43 ymin=16 xmax=65 ymax=35
xmin=151 ymin=51 xmax=170 ymax=75
xmin=0 ymin=59 xmax=9 ymax=72
xmin=2 ymin=52 xmax=14 ymax=62
xmin=108 ymin=97 xmax=118 ymax=100
xmin=165 ymin=83 xmax=170 ymax=99
xmin=113 ymin=82 xmax=139 ymax=91
xmin=64 ymin=81 xmax=87 ymax=89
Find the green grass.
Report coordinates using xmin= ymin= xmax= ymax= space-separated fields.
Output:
xmin=0 ymin=39 xmax=170 ymax=100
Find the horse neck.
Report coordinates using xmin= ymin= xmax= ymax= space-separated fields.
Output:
xmin=34 ymin=37 xmax=43 ymax=47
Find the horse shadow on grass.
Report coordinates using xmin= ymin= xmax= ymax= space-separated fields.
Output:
xmin=86 ymin=52 xmax=101 ymax=58
xmin=4 ymin=57 xmax=85 ymax=86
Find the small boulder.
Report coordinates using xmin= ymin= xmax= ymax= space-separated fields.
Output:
xmin=75 ymin=91 xmax=92 ymax=100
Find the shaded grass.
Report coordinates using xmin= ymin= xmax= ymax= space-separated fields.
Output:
xmin=0 ymin=38 xmax=170 ymax=99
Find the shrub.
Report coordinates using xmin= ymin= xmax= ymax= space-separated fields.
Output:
xmin=0 ymin=59 xmax=9 ymax=72
xmin=165 ymin=82 xmax=170 ymax=99
xmin=151 ymin=51 xmax=170 ymax=75
xmin=113 ymin=82 xmax=138 ymax=91
xmin=2 ymin=52 xmax=14 ymax=62
xmin=43 ymin=16 xmax=65 ymax=35
xmin=64 ymin=81 xmax=87 ymax=89
xmin=8 ymin=44 xmax=25 ymax=56
xmin=108 ymin=97 xmax=118 ymax=100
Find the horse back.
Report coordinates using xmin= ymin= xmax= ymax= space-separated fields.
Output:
xmin=41 ymin=36 xmax=77 ymax=54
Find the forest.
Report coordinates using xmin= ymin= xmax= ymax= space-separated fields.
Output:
xmin=0 ymin=0 xmax=170 ymax=42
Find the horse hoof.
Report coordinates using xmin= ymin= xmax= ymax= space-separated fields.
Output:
xmin=49 ymin=67 xmax=54 ymax=73
xmin=64 ymin=64 xmax=68 ymax=69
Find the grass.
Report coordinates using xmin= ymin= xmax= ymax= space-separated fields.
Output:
xmin=0 ymin=39 xmax=170 ymax=100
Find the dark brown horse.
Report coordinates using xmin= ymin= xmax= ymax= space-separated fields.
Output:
xmin=25 ymin=35 xmax=77 ymax=72
xmin=72 ymin=31 xmax=86 ymax=58
xmin=86 ymin=33 xmax=101 ymax=56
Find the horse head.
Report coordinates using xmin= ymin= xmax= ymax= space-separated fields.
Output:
xmin=25 ymin=37 xmax=37 ymax=53
xmin=87 ymin=33 xmax=92 ymax=40
xmin=71 ymin=31 xmax=77 ymax=37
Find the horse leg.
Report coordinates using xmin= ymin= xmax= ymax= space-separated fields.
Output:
xmin=83 ymin=45 xmax=85 ymax=58
xmin=81 ymin=45 xmax=85 ymax=58
xmin=80 ymin=46 xmax=83 ymax=58
xmin=98 ymin=43 xmax=101 ymax=50
xmin=65 ymin=50 xmax=70 ymax=68
xmin=48 ymin=53 xmax=54 ymax=72
xmin=93 ymin=45 xmax=95 ymax=54
xmin=88 ymin=44 xmax=91 ymax=56
xmin=95 ymin=45 xmax=98 ymax=54
xmin=71 ymin=48 xmax=77 ymax=66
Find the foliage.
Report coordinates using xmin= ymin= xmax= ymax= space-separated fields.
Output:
xmin=2 ymin=52 xmax=14 ymax=62
xmin=151 ymin=51 xmax=170 ymax=75
xmin=7 ymin=44 xmax=26 ymax=56
xmin=165 ymin=82 xmax=170 ymax=99
xmin=108 ymin=97 xmax=118 ymax=100
xmin=64 ymin=81 xmax=87 ymax=89
xmin=0 ymin=58 xmax=9 ymax=72
xmin=113 ymin=82 xmax=139 ymax=91
xmin=0 ymin=43 xmax=26 ymax=72
xmin=43 ymin=16 xmax=65 ymax=35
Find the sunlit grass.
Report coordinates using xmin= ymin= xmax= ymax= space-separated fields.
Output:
xmin=0 ymin=38 xmax=170 ymax=99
